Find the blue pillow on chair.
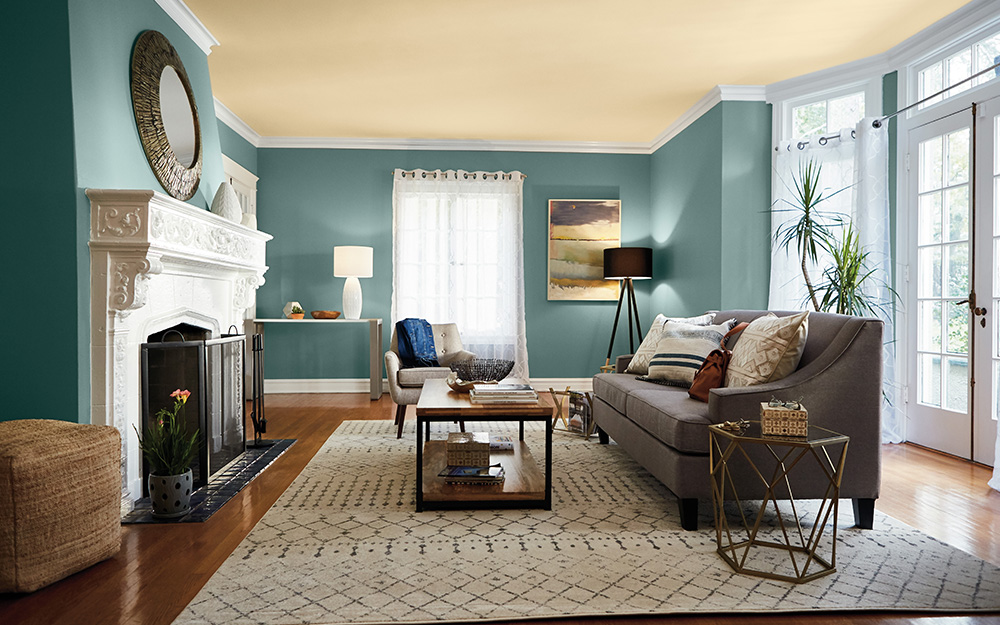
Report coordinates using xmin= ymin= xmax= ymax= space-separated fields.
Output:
xmin=395 ymin=318 xmax=440 ymax=368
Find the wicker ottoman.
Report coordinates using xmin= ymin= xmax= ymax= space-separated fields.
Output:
xmin=0 ymin=419 xmax=122 ymax=592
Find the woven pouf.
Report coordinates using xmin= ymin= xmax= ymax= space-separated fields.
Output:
xmin=0 ymin=419 xmax=122 ymax=592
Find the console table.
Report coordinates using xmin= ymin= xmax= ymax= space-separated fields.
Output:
xmin=247 ymin=318 xmax=383 ymax=400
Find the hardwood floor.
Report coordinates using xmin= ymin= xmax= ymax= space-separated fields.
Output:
xmin=1 ymin=394 xmax=999 ymax=625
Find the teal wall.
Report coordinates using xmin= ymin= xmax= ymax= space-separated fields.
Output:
xmin=255 ymin=149 xmax=652 ymax=379
xmin=649 ymin=101 xmax=772 ymax=316
xmin=2 ymin=0 xmax=227 ymax=423
xmin=218 ymin=120 xmax=258 ymax=175
xmin=1 ymin=1 xmax=80 ymax=423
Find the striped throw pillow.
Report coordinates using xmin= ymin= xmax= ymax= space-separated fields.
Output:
xmin=624 ymin=312 xmax=716 ymax=375
xmin=647 ymin=319 xmax=736 ymax=387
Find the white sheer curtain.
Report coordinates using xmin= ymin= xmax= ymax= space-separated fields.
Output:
xmin=769 ymin=119 xmax=902 ymax=443
xmin=391 ymin=169 xmax=529 ymax=381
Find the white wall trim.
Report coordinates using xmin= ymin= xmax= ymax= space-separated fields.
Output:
xmin=649 ymin=85 xmax=766 ymax=153
xmin=765 ymin=55 xmax=890 ymax=106
xmin=886 ymin=0 xmax=1000 ymax=69
xmin=215 ymin=99 xmax=262 ymax=148
xmin=256 ymin=135 xmax=651 ymax=154
xmin=263 ymin=378 xmax=593 ymax=394
xmin=154 ymin=0 xmax=219 ymax=55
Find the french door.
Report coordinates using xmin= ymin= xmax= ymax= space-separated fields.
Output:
xmin=906 ymin=100 xmax=999 ymax=465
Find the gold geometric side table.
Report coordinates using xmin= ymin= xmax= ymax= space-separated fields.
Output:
xmin=708 ymin=421 xmax=849 ymax=584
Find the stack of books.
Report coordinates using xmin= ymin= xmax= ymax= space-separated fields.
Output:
xmin=438 ymin=464 xmax=505 ymax=485
xmin=470 ymin=383 xmax=538 ymax=405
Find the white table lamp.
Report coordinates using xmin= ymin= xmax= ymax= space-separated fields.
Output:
xmin=334 ymin=245 xmax=373 ymax=319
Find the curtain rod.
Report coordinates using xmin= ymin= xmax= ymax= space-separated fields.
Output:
xmin=874 ymin=58 xmax=1000 ymax=128
xmin=392 ymin=169 xmax=526 ymax=180
xmin=775 ymin=129 xmax=856 ymax=152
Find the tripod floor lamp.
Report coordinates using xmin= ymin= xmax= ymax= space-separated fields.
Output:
xmin=603 ymin=247 xmax=653 ymax=372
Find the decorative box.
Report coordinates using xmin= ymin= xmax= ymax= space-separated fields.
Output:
xmin=446 ymin=431 xmax=490 ymax=467
xmin=760 ymin=402 xmax=809 ymax=437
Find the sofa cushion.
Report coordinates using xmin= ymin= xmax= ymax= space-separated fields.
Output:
xmin=625 ymin=312 xmax=716 ymax=375
xmin=625 ymin=388 xmax=712 ymax=454
xmin=726 ymin=311 xmax=809 ymax=387
xmin=397 ymin=366 xmax=452 ymax=387
xmin=593 ymin=373 xmax=672 ymax=415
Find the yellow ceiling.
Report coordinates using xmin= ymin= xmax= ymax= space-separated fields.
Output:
xmin=185 ymin=0 xmax=971 ymax=143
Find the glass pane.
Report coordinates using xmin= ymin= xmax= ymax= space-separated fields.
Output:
xmin=994 ymin=362 xmax=1000 ymax=422
xmin=975 ymin=35 xmax=1000 ymax=87
xmin=919 ymin=62 xmax=943 ymax=108
xmin=947 ymin=302 xmax=969 ymax=355
xmin=918 ymin=246 xmax=942 ymax=298
xmin=920 ymin=136 xmax=943 ymax=192
xmin=827 ymin=92 xmax=864 ymax=132
xmin=918 ymin=192 xmax=942 ymax=244
xmin=946 ymin=129 xmax=970 ymax=187
xmin=919 ymin=353 xmax=942 ymax=407
xmin=995 ymin=239 xmax=1000 ymax=297
xmin=919 ymin=301 xmax=942 ymax=351
xmin=996 ymin=178 xmax=1000 ymax=236
xmin=947 ymin=49 xmax=972 ymax=97
xmin=945 ymin=186 xmax=969 ymax=242
xmin=945 ymin=243 xmax=969 ymax=298
xmin=793 ymin=102 xmax=827 ymax=137
xmin=945 ymin=357 xmax=969 ymax=413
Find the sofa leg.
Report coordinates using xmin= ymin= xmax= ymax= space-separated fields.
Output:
xmin=679 ymin=498 xmax=698 ymax=530
xmin=395 ymin=404 xmax=407 ymax=439
xmin=852 ymin=498 xmax=875 ymax=529
xmin=597 ymin=426 xmax=609 ymax=445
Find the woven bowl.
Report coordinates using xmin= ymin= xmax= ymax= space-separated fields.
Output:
xmin=449 ymin=358 xmax=514 ymax=383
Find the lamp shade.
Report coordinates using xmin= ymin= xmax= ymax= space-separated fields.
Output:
xmin=603 ymin=247 xmax=653 ymax=280
xmin=333 ymin=246 xmax=373 ymax=278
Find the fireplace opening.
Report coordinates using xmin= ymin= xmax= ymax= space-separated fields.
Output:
xmin=140 ymin=326 xmax=245 ymax=494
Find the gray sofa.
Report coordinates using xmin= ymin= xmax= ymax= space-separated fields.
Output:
xmin=592 ymin=310 xmax=883 ymax=530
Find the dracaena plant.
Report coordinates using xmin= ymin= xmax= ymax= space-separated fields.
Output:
xmin=134 ymin=389 xmax=199 ymax=476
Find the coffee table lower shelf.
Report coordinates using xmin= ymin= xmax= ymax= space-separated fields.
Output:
xmin=420 ymin=440 xmax=547 ymax=510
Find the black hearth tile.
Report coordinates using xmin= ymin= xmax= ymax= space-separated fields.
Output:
xmin=121 ymin=439 xmax=295 ymax=524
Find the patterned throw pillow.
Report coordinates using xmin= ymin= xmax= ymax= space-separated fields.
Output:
xmin=625 ymin=313 xmax=717 ymax=375
xmin=726 ymin=312 xmax=809 ymax=387
xmin=646 ymin=319 xmax=737 ymax=387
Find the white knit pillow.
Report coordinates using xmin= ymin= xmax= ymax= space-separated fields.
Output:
xmin=624 ymin=312 xmax=716 ymax=375
xmin=726 ymin=312 xmax=809 ymax=387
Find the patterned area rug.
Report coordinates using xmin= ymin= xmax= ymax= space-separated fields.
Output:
xmin=175 ymin=421 xmax=1000 ymax=624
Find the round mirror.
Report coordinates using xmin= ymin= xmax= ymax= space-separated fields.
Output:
xmin=130 ymin=30 xmax=202 ymax=200
xmin=159 ymin=66 xmax=196 ymax=168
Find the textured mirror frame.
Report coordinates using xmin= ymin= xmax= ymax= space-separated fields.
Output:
xmin=130 ymin=30 xmax=202 ymax=201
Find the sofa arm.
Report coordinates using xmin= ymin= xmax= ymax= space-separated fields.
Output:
xmin=615 ymin=354 xmax=634 ymax=374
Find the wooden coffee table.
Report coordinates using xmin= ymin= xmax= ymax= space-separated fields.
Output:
xmin=415 ymin=378 xmax=553 ymax=512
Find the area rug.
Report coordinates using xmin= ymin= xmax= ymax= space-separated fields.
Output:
xmin=175 ymin=421 xmax=1000 ymax=624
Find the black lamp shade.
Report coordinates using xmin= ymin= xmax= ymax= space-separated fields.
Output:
xmin=604 ymin=247 xmax=653 ymax=280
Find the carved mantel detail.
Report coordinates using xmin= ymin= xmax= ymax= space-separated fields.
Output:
xmin=88 ymin=189 xmax=272 ymax=510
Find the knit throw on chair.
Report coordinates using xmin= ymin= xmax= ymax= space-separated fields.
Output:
xmin=395 ymin=318 xmax=439 ymax=368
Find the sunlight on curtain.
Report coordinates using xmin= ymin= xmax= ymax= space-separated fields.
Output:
xmin=391 ymin=169 xmax=529 ymax=381
xmin=769 ymin=120 xmax=902 ymax=443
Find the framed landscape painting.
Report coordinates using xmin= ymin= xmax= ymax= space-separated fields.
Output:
xmin=547 ymin=199 xmax=621 ymax=300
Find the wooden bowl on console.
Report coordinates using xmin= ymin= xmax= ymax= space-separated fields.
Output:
xmin=310 ymin=310 xmax=341 ymax=319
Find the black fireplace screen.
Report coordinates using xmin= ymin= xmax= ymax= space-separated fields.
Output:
xmin=140 ymin=333 xmax=245 ymax=493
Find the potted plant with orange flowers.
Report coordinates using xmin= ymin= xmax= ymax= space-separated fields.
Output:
xmin=135 ymin=389 xmax=200 ymax=518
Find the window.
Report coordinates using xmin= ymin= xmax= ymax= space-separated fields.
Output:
xmin=917 ymin=31 xmax=1000 ymax=109
xmin=791 ymin=91 xmax=866 ymax=137
xmin=391 ymin=169 xmax=529 ymax=381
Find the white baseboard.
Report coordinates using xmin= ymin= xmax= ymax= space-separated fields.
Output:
xmin=263 ymin=378 xmax=594 ymax=394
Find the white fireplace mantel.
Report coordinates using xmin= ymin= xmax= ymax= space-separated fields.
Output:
xmin=88 ymin=189 xmax=272 ymax=509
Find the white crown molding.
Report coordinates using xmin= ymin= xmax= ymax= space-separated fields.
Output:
xmin=215 ymin=98 xmax=262 ymax=148
xmin=263 ymin=378 xmax=592 ymax=394
xmin=765 ymin=54 xmax=890 ymax=105
xmin=649 ymin=85 xmax=766 ymax=153
xmin=154 ymin=0 xmax=219 ymax=55
xmin=256 ymin=135 xmax=651 ymax=154
xmin=886 ymin=0 xmax=1000 ymax=69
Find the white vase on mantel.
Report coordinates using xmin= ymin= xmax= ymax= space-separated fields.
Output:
xmin=210 ymin=182 xmax=242 ymax=223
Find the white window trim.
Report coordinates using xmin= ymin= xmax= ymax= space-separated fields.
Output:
xmin=222 ymin=153 xmax=258 ymax=217
xmin=772 ymin=78 xmax=882 ymax=147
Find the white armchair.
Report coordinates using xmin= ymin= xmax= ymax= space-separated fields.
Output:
xmin=384 ymin=322 xmax=476 ymax=438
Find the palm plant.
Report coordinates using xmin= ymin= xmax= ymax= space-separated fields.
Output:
xmin=815 ymin=221 xmax=890 ymax=317
xmin=772 ymin=159 xmax=846 ymax=311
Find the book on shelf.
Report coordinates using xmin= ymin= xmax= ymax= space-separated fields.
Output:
xmin=490 ymin=434 xmax=515 ymax=451
xmin=438 ymin=464 xmax=505 ymax=483
xmin=471 ymin=396 xmax=539 ymax=405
